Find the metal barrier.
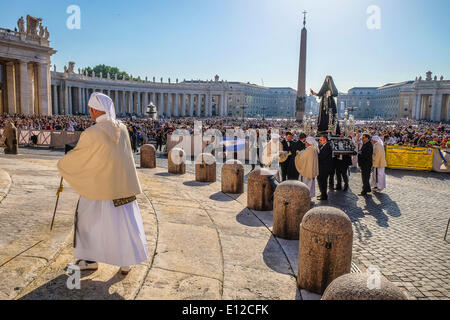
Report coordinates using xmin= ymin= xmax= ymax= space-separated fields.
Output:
xmin=0 ymin=129 xmax=81 ymax=148
xmin=50 ymin=131 xmax=82 ymax=148
xmin=17 ymin=130 xmax=53 ymax=146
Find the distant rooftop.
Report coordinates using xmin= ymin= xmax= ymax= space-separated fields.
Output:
xmin=378 ymin=81 xmax=414 ymax=89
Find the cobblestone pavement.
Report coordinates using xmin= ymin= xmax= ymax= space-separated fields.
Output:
xmin=1 ymin=147 xmax=449 ymax=300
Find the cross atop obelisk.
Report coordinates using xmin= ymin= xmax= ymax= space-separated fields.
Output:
xmin=296 ymin=11 xmax=308 ymax=122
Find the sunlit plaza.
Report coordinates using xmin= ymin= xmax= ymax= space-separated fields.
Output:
xmin=0 ymin=0 xmax=449 ymax=305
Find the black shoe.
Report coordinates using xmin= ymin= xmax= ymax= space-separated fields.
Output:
xmin=358 ymin=191 xmax=368 ymax=196
xmin=329 ymin=186 xmax=335 ymax=191
xmin=317 ymin=195 xmax=328 ymax=201
xmin=335 ymin=185 xmax=342 ymax=191
xmin=343 ymin=184 xmax=349 ymax=191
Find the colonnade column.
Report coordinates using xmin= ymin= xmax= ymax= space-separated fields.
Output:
xmin=130 ymin=91 xmax=134 ymax=114
xmin=224 ymin=93 xmax=228 ymax=116
xmin=18 ymin=61 xmax=30 ymax=115
xmin=84 ymin=87 xmax=88 ymax=114
xmin=28 ymin=63 xmax=36 ymax=115
xmin=207 ymin=93 xmax=212 ymax=117
xmin=77 ymin=87 xmax=82 ymax=115
xmin=37 ymin=63 xmax=51 ymax=115
xmin=68 ymin=86 xmax=73 ymax=114
xmin=167 ymin=93 xmax=172 ymax=118
xmin=181 ymin=93 xmax=186 ymax=117
xmin=161 ymin=93 xmax=165 ymax=118
xmin=114 ymin=90 xmax=119 ymax=115
xmin=82 ymin=87 xmax=86 ymax=114
xmin=189 ymin=94 xmax=194 ymax=117
xmin=197 ymin=94 xmax=202 ymax=117
xmin=414 ymin=94 xmax=420 ymax=120
xmin=144 ymin=92 xmax=149 ymax=115
xmin=63 ymin=85 xmax=69 ymax=115
xmin=5 ymin=62 xmax=16 ymax=114
xmin=174 ymin=93 xmax=179 ymax=117
xmin=52 ymin=85 xmax=58 ymax=115
xmin=122 ymin=91 xmax=126 ymax=115
xmin=137 ymin=91 xmax=141 ymax=115
xmin=58 ymin=85 xmax=63 ymax=115
xmin=432 ymin=93 xmax=442 ymax=122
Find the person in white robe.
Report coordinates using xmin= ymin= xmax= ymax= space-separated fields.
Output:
xmin=351 ymin=132 xmax=361 ymax=168
xmin=370 ymin=136 xmax=387 ymax=192
xmin=57 ymin=92 xmax=148 ymax=275
xmin=295 ymin=137 xmax=319 ymax=197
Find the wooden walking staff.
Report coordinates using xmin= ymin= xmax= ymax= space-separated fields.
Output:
xmin=50 ymin=177 xmax=64 ymax=231
xmin=50 ymin=143 xmax=76 ymax=231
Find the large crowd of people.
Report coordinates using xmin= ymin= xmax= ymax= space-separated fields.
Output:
xmin=1 ymin=112 xmax=449 ymax=201
xmin=1 ymin=113 xmax=449 ymax=149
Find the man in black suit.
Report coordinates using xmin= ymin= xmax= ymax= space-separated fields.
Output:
xmin=280 ymin=132 xmax=305 ymax=181
xmin=317 ymin=135 xmax=333 ymax=200
xmin=328 ymin=154 xmax=338 ymax=191
xmin=358 ymin=133 xmax=373 ymax=196
xmin=335 ymin=153 xmax=352 ymax=191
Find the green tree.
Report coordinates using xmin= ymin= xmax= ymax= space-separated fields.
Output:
xmin=84 ymin=64 xmax=141 ymax=81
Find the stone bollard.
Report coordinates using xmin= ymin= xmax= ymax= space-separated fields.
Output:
xmin=247 ymin=168 xmax=276 ymax=211
xmin=168 ymin=148 xmax=186 ymax=174
xmin=298 ymin=206 xmax=353 ymax=294
xmin=195 ymin=153 xmax=216 ymax=182
xmin=273 ymin=180 xmax=310 ymax=240
xmin=140 ymin=144 xmax=156 ymax=168
xmin=1 ymin=124 xmax=18 ymax=155
xmin=322 ymin=273 xmax=408 ymax=300
xmin=221 ymin=160 xmax=244 ymax=194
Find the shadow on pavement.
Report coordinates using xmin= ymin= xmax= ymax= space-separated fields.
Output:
xmin=386 ymin=168 xmax=450 ymax=181
xmin=183 ymin=180 xmax=213 ymax=187
xmin=373 ymin=192 xmax=402 ymax=218
xmin=235 ymin=208 xmax=265 ymax=227
xmin=19 ymin=271 xmax=126 ymax=300
xmin=262 ymin=235 xmax=294 ymax=276
xmin=320 ymin=191 xmax=372 ymax=242
xmin=236 ymin=207 xmax=274 ymax=229
xmin=209 ymin=192 xmax=233 ymax=202
xmin=154 ymin=172 xmax=172 ymax=177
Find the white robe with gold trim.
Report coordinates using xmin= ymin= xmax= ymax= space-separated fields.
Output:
xmin=74 ymin=196 xmax=148 ymax=267
xmin=59 ymin=115 xmax=148 ymax=267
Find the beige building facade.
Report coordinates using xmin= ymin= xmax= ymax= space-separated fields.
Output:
xmin=1 ymin=16 xmax=296 ymax=119
xmin=0 ymin=16 xmax=56 ymax=116
xmin=338 ymin=72 xmax=450 ymax=122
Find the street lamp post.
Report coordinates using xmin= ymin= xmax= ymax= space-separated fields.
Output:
xmin=261 ymin=106 xmax=266 ymax=121
xmin=240 ymin=100 xmax=248 ymax=121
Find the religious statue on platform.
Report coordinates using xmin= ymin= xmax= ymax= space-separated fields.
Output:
xmin=17 ymin=17 xmax=25 ymax=33
xmin=43 ymin=27 xmax=49 ymax=40
xmin=26 ymin=15 xmax=42 ymax=36
xmin=39 ymin=22 xmax=45 ymax=38
xmin=310 ymin=75 xmax=340 ymax=135
xmin=67 ymin=62 xmax=75 ymax=74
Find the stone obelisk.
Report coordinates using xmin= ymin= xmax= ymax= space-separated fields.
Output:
xmin=296 ymin=11 xmax=307 ymax=122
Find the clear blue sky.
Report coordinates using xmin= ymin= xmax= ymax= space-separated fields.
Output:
xmin=2 ymin=0 xmax=449 ymax=92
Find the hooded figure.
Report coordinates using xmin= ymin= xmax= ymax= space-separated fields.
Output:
xmin=295 ymin=136 xmax=319 ymax=197
xmin=371 ymin=136 xmax=387 ymax=192
xmin=311 ymin=76 xmax=340 ymax=134
xmin=0 ymin=121 xmax=18 ymax=154
xmin=57 ymin=93 xmax=148 ymax=274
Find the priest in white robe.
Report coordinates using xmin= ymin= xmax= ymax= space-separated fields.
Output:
xmin=295 ymin=137 xmax=319 ymax=197
xmin=57 ymin=93 xmax=148 ymax=275
xmin=371 ymin=136 xmax=387 ymax=192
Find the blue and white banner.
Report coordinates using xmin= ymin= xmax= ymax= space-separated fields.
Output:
xmin=221 ymin=138 xmax=246 ymax=152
